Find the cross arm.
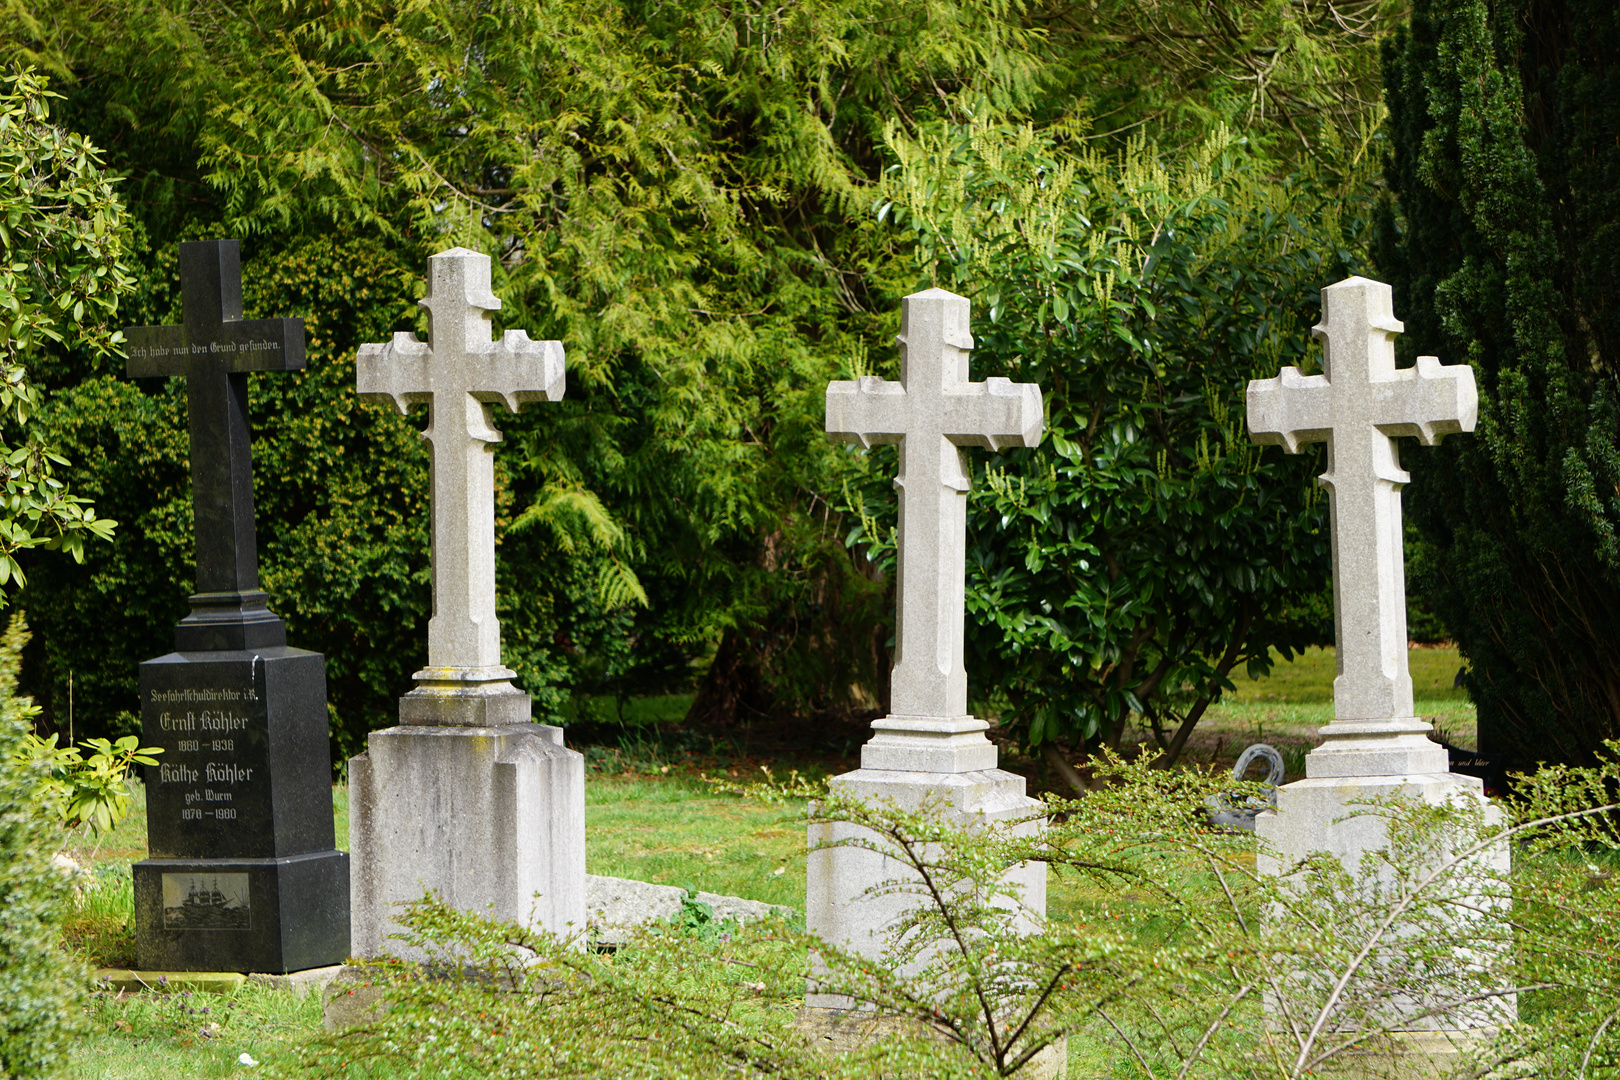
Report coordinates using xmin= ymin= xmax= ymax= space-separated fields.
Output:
xmin=124 ymin=324 xmax=190 ymax=378
xmin=212 ymin=318 xmax=306 ymax=372
xmin=826 ymin=375 xmax=906 ymax=448
xmin=1373 ymin=355 xmax=1478 ymax=445
xmin=356 ymin=334 xmax=433 ymax=415
xmin=943 ymin=377 xmax=1044 ymax=450
xmin=1247 ymin=367 xmax=1333 ymax=453
xmin=469 ymin=332 xmax=566 ymax=414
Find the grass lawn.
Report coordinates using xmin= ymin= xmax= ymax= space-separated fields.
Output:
xmin=1152 ymin=644 xmax=1475 ymax=783
xmin=57 ymin=645 xmax=1468 ymax=1077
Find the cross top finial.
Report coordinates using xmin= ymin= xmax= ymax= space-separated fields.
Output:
xmin=1313 ymin=275 xmax=1404 ymax=384
xmin=899 ymin=288 xmax=974 ymax=386
xmin=420 ymin=248 xmax=504 ymax=357
xmin=122 ymin=239 xmax=307 ymax=651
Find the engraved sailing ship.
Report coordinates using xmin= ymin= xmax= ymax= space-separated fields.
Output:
xmin=161 ymin=872 xmax=250 ymax=929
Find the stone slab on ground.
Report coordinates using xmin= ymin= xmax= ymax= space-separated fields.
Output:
xmin=321 ymin=965 xmax=393 ymax=1032
xmin=586 ymin=874 xmax=794 ymax=946
xmin=246 ymin=964 xmax=346 ymax=998
xmin=93 ymin=969 xmax=246 ymax=995
xmin=324 ymin=877 xmax=795 ymax=1028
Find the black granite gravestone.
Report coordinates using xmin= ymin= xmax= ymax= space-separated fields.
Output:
xmin=125 ymin=239 xmax=349 ymax=974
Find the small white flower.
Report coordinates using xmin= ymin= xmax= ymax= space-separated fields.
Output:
xmin=238 ymin=1052 xmax=259 ymax=1067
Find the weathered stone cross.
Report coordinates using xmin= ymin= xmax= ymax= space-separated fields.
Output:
xmin=125 ymin=239 xmax=305 ymax=652
xmin=827 ymin=288 xmax=1041 ymax=771
xmin=1247 ymin=276 xmax=1475 ymax=776
xmin=358 ymin=248 xmax=564 ymax=723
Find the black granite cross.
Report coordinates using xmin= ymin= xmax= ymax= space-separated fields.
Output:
xmin=125 ymin=239 xmax=305 ymax=652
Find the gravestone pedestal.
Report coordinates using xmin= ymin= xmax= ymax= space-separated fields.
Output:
xmin=806 ymin=751 xmax=1045 ymax=1010
xmin=348 ymin=714 xmax=586 ymax=958
xmin=134 ymin=644 xmax=349 ymax=973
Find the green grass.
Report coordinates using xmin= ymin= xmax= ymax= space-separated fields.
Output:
xmin=585 ymin=773 xmax=806 ymax=909
xmin=1222 ymin=644 xmax=1467 ymax=705
xmin=1195 ymin=644 xmax=1478 ymax=755
xmin=70 ymin=981 xmax=326 ymax=1079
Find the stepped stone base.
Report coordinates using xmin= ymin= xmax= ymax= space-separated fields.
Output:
xmin=348 ymin=721 xmax=585 ymax=959
xmin=805 ymin=766 xmax=1046 ymax=1010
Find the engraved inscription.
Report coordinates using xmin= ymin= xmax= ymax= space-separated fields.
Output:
xmin=162 ymin=872 xmax=250 ymax=930
xmin=146 ymin=679 xmax=264 ymax=836
xmin=127 ymin=341 xmax=282 ymax=362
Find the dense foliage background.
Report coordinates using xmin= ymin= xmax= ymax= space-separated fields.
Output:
xmin=0 ymin=0 xmax=1396 ymax=762
xmin=11 ymin=0 xmax=1610 ymax=772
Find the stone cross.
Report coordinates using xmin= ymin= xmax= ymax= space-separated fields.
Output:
xmin=826 ymin=288 xmax=1042 ymax=735
xmin=124 ymin=239 xmax=305 ymax=651
xmin=1247 ymin=276 xmax=1474 ymax=775
xmin=357 ymin=248 xmax=564 ymax=703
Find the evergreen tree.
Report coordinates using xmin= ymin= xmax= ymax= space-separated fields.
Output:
xmin=1377 ymin=0 xmax=1620 ymax=766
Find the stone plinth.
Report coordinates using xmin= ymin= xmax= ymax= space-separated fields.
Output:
xmin=1257 ymin=768 xmax=1502 ymax=885
xmin=806 ymin=766 xmax=1044 ymax=1011
xmin=1256 ymin=766 xmax=1513 ymax=1039
xmin=348 ymin=722 xmax=585 ymax=959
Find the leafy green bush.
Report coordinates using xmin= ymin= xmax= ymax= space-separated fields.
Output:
xmin=7 ymin=732 xmax=159 ymax=838
xmin=0 ymin=614 xmax=84 ymax=1078
xmin=10 ymin=0 xmax=1406 ymax=747
xmin=0 ymin=68 xmax=129 ymax=602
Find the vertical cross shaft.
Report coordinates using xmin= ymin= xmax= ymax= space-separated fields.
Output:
xmin=124 ymin=239 xmax=306 ymax=651
xmin=826 ymin=289 xmax=1041 ymax=767
xmin=1247 ymin=276 xmax=1476 ymax=776
xmin=357 ymin=248 xmax=564 ymax=719
xmin=178 ymin=246 xmax=260 ymax=596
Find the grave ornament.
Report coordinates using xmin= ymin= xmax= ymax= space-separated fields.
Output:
xmin=1246 ymin=275 xmax=1510 ymax=1040
xmin=347 ymin=248 xmax=584 ymax=958
xmin=1247 ymin=275 xmax=1473 ymax=778
xmin=807 ymin=287 xmax=1047 ymax=1011
xmin=1207 ymin=743 xmax=1286 ymax=831
xmin=825 ymin=286 xmax=1042 ymax=771
xmin=124 ymin=239 xmax=349 ymax=974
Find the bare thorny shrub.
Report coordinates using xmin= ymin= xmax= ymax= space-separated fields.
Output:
xmin=297 ymin=750 xmax=1620 ymax=1079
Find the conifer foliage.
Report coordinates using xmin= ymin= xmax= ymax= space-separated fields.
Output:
xmin=7 ymin=0 xmax=1405 ymax=749
xmin=1377 ymin=0 xmax=1620 ymax=767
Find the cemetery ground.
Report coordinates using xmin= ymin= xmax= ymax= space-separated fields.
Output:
xmin=55 ymin=645 xmax=1478 ymax=1079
